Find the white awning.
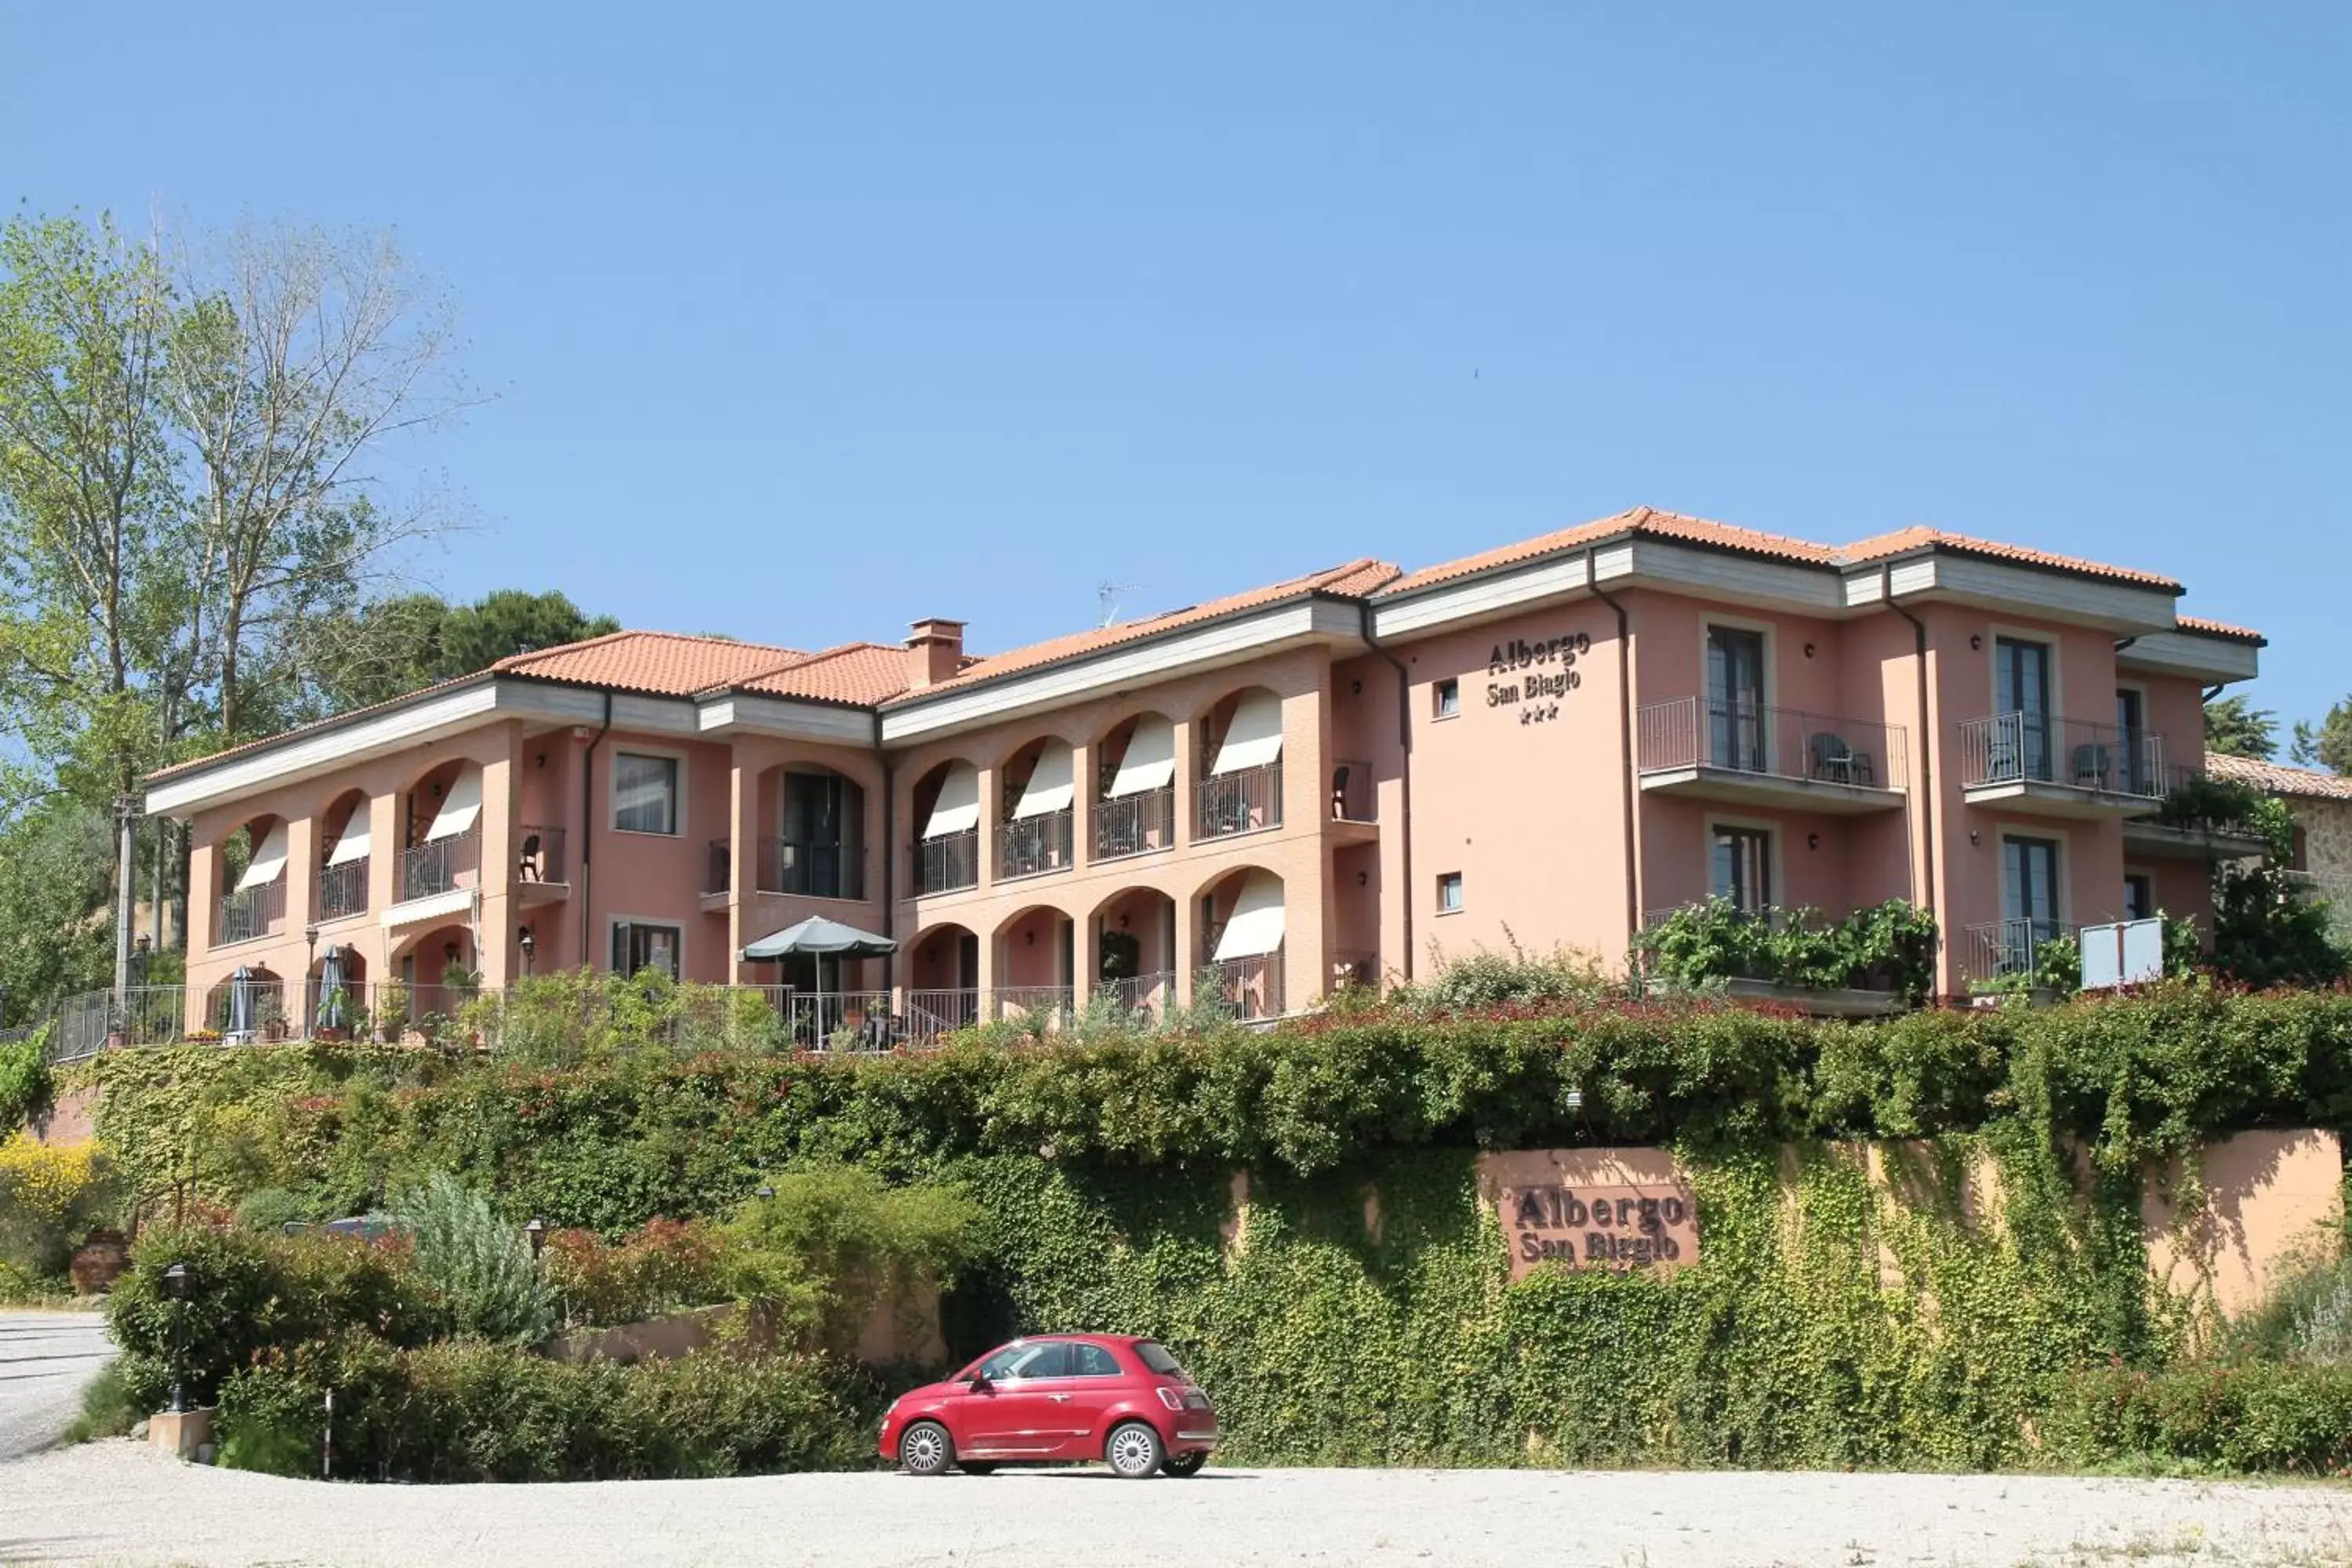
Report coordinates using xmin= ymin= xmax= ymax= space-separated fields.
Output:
xmin=1211 ymin=871 xmax=1286 ymax=960
xmin=325 ymin=802 xmax=371 ymax=867
xmin=1210 ymin=691 xmax=1284 ymax=776
xmin=1106 ymin=715 xmax=1176 ymax=798
xmin=424 ymin=766 xmax=483 ymax=842
xmin=923 ymin=762 xmax=980 ymax=840
xmin=1012 ymin=741 xmax=1075 ymax=819
xmin=236 ymin=822 xmax=289 ymax=890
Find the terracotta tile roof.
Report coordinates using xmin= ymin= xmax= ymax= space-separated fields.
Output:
xmin=725 ymin=642 xmax=914 ymax=706
xmin=494 ymin=630 xmax=803 ymax=697
xmin=1838 ymin=527 xmax=2181 ymax=591
xmin=884 ymin=558 xmax=1402 ymax=703
xmin=1379 ymin=506 xmax=1839 ymax=597
xmin=2209 ymin=753 xmax=2352 ymax=801
xmin=2176 ymin=614 xmax=2266 ymax=644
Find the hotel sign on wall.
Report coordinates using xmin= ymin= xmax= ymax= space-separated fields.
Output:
xmin=1485 ymin=631 xmax=1591 ymax=726
xmin=1475 ymin=1149 xmax=1699 ymax=1279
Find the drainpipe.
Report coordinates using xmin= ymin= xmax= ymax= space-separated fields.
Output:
xmin=1584 ymin=549 xmax=1639 ymax=946
xmin=877 ymin=709 xmax=896 ymax=995
xmin=1358 ymin=601 xmax=1415 ymax=979
xmin=1883 ymin=568 xmax=1936 ymax=918
xmin=580 ymin=691 xmax=612 ymax=967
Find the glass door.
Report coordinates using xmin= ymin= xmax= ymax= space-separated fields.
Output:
xmin=1707 ymin=627 xmax=1767 ymax=772
xmin=2115 ymin=688 xmax=2147 ymax=795
xmin=1996 ymin=638 xmax=2053 ymax=781
xmin=2002 ymin=836 xmax=2061 ymax=972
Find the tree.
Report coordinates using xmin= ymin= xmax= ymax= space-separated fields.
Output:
xmin=294 ymin=591 xmax=448 ymax=716
xmin=2204 ymin=695 xmax=2278 ymax=760
xmin=435 ymin=590 xmax=618 ymax=677
xmin=2209 ymin=795 xmax=2349 ymax=989
xmin=0 ymin=800 xmax=116 ymax=1025
xmin=2288 ymin=700 xmax=2352 ymax=775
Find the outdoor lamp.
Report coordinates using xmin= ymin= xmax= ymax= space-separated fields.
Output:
xmin=524 ymin=1218 xmax=546 ymax=1258
xmin=162 ymin=1261 xmax=193 ymax=1414
xmin=518 ymin=927 xmax=536 ymax=973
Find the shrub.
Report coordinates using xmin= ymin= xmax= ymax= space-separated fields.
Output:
xmin=543 ymin=1217 xmax=729 ymax=1327
xmin=2043 ymin=1362 xmax=2352 ymax=1474
xmin=390 ymin=1171 xmax=554 ymax=1343
xmin=1635 ymin=898 xmax=1939 ymax=1000
xmin=0 ymin=1028 xmax=52 ymax=1129
xmin=725 ymin=1167 xmax=978 ymax=1353
xmin=63 ymin=1358 xmax=139 ymax=1443
xmin=234 ymin=1187 xmax=317 ymax=1234
xmin=0 ymin=1134 xmax=119 ymax=1278
xmin=1388 ymin=941 xmax=1613 ymax=1014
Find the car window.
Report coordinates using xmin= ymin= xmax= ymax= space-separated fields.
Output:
xmin=1135 ymin=1341 xmax=1186 ymax=1377
xmin=975 ymin=1341 xmax=1074 ymax=1381
xmin=1069 ymin=1342 xmax=1122 ymax=1377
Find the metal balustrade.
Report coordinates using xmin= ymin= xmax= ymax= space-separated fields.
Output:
xmin=397 ymin=826 xmax=481 ymax=902
xmin=313 ymin=858 xmax=369 ymax=922
xmin=998 ymin=809 xmax=1074 ymax=880
xmin=1962 ymin=918 xmax=2080 ymax=986
xmin=1197 ymin=762 xmax=1282 ymax=840
xmin=913 ymin=829 xmax=979 ymax=895
xmin=1959 ymin=713 xmax=2163 ymax=800
xmin=214 ymin=880 xmax=286 ymax=946
xmin=1636 ymin=697 xmax=1907 ymax=790
xmin=1093 ymin=787 xmax=1175 ymax=862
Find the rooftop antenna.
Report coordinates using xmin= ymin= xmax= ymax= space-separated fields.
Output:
xmin=1098 ymin=581 xmax=1141 ymax=628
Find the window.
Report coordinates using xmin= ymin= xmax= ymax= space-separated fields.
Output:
xmin=2002 ymin=836 xmax=2062 ymax=938
xmin=1437 ymin=872 xmax=1463 ymax=913
xmin=1996 ymin=637 xmax=2053 ymax=781
xmin=974 ymin=1341 xmax=1073 ymax=1381
xmin=2124 ymin=873 xmax=2155 ymax=923
xmin=614 ymin=753 xmax=679 ymax=834
xmin=1136 ymin=1341 xmax=1186 ymax=1377
xmin=781 ymin=770 xmax=864 ymax=897
xmin=2115 ymin=689 xmax=2148 ymax=793
xmin=1433 ymin=678 xmax=1460 ymax=719
xmin=1707 ymin=626 xmax=1767 ymax=771
xmin=612 ymin=920 xmax=681 ymax=980
xmin=1710 ymin=826 xmax=1773 ymax=913
xmin=1069 ymin=1342 xmax=1122 ymax=1377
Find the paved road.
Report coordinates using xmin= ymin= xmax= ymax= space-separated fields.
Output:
xmin=0 ymin=1312 xmax=111 ymax=1462
xmin=4 ymin=1443 xmax=2352 ymax=1567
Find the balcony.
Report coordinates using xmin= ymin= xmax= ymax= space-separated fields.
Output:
xmin=1959 ymin=714 xmax=2164 ymax=818
xmin=1093 ymin=786 xmax=1175 ymax=862
xmin=1325 ymin=759 xmax=1377 ymax=844
xmin=514 ymin=824 xmax=569 ymax=907
xmin=1962 ymin=918 xmax=2080 ymax=991
xmin=1635 ymin=698 xmax=1907 ymax=814
xmin=2122 ymin=765 xmax=2274 ymax=862
xmin=213 ymin=880 xmax=286 ymax=947
xmin=313 ymin=858 xmax=369 ymax=924
xmin=1207 ymin=954 xmax=1284 ymax=1020
xmin=709 ymin=837 xmax=868 ymax=901
xmin=999 ymin=808 xmax=1074 ymax=881
xmin=390 ymin=825 xmax=480 ymax=923
xmin=1198 ymin=762 xmax=1283 ymax=840
xmin=913 ymin=828 xmax=979 ymax=895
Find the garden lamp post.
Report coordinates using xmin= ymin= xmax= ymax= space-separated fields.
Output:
xmin=524 ymin=1217 xmax=546 ymax=1259
xmin=518 ymin=926 xmax=536 ymax=977
xmin=162 ymin=1261 xmax=192 ymax=1414
xmin=303 ymin=924 xmax=320 ymax=1034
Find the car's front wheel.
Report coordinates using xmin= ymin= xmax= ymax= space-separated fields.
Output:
xmin=1161 ymin=1450 xmax=1207 ymax=1478
xmin=1105 ymin=1421 xmax=1163 ymax=1479
xmin=898 ymin=1421 xmax=953 ymax=1477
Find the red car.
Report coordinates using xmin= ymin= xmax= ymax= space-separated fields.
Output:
xmin=879 ymin=1334 xmax=1219 ymax=1479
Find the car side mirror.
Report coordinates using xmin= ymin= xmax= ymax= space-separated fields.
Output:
xmin=967 ymin=1373 xmax=992 ymax=1392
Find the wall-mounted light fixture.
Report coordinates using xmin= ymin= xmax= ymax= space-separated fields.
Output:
xmin=1803 ymin=643 xmax=1816 ymax=659
xmin=1357 ymin=870 xmax=1369 ymax=885
xmin=1970 ymin=634 xmax=1984 ymax=651
xmin=1807 ymin=833 xmax=1820 ymax=851
xmin=1969 ymin=829 xmax=1982 ymax=846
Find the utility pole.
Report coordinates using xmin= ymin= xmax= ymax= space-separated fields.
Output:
xmin=114 ymin=795 xmax=140 ymax=1004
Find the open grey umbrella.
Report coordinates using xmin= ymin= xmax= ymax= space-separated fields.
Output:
xmin=741 ymin=916 xmax=898 ymax=1044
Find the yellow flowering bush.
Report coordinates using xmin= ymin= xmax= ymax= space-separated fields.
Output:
xmin=0 ymin=1134 xmax=120 ymax=1279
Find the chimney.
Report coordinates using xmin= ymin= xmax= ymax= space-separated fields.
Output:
xmin=905 ymin=618 xmax=966 ymax=690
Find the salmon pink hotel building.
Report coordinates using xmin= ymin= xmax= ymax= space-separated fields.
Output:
xmin=143 ymin=506 xmax=2267 ymax=1040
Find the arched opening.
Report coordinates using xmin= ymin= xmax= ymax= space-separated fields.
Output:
xmin=1196 ymin=688 xmax=1284 ymax=840
xmin=202 ymin=964 xmax=285 ymax=1041
xmin=1093 ymin=713 xmax=1177 ymax=862
xmin=911 ymin=760 xmax=981 ymax=894
xmin=306 ymin=946 xmax=370 ymax=1040
xmin=399 ymin=758 xmax=484 ymax=902
xmin=752 ymin=763 xmax=868 ymax=900
xmin=993 ymin=904 xmax=1073 ymax=1029
xmin=316 ymin=789 xmax=372 ymax=923
xmin=214 ymin=812 xmax=289 ymax=946
xmin=1197 ymin=866 xmax=1285 ymax=1019
xmin=997 ymin=736 xmax=1075 ymax=880
xmin=1090 ymin=887 xmax=1178 ymax=1020
xmin=388 ymin=923 xmax=481 ymax=1029
xmin=906 ymin=921 xmax=982 ymax=1040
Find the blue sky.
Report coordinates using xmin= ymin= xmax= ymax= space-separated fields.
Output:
xmin=8 ymin=2 xmax=2347 ymax=733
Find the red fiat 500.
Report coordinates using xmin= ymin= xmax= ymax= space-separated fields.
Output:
xmin=879 ymin=1334 xmax=1219 ymax=1479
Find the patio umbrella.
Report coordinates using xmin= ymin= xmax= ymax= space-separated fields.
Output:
xmin=741 ymin=916 xmax=898 ymax=1044
xmin=228 ymin=966 xmax=256 ymax=1036
xmin=317 ymin=946 xmax=347 ymax=1031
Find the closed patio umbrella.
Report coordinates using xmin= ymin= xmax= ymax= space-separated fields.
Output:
xmin=228 ymin=966 xmax=256 ymax=1037
xmin=741 ymin=916 xmax=898 ymax=1045
xmin=317 ymin=946 xmax=347 ymax=1032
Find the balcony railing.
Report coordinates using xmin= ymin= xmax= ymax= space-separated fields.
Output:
xmin=1094 ymin=787 xmax=1175 ymax=862
xmin=1207 ymin=955 xmax=1283 ymax=1020
xmin=1959 ymin=714 xmax=2163 ymax=800
xmin=995 ymin=985 xmax=1074 ymax=1029
xmin=1327 ymin=760 xmax=1376 ymax=823
xmin=397 ymin=825 xmax=481 ymax=902
xmin=709 ymin=837 xmax=867 ymax=899
xmin=1198 ymin=762 xmax=1283 ymax=840
xmin=905 ymin=988 xmax=982 ymax=1042
xmin=1963 ymin=918 xmax=2079 ymax=987
xmin=913 ymin=829 xmax=979 ymax=895
xmin=1637 ymin=697 xmax=1907 ymax=790
xmin=1105 ymin=971 xmax=1175 ymax=1018
xmin=999 ymin=809 xmax=1074 ymax=880
xmin=314 ymin=858 xmax=369 ymax=923
xmin=515 ymin=824 xmax=568 ymax=884
xmin=214 ymin=880 xmax=286 ymax=946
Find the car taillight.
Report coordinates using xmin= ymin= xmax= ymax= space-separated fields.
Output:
xmin=1185 ymin=1390 xmax=1212 ymax=1410
xmin=1156 ymin=1387 xmax=1186 ymax=1411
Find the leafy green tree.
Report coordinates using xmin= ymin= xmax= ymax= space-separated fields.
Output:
xmin=0 ymin=800 xmax=116 ymax=1025
xmin=2288 ymin=699 xmax=2352 ymax=775
xmin=2210 ymin=797 xmax=2349 ymax=989
xmin=435 ymin=590 xmax=619 ymax=677
xmin=2205 ymin=695 xmax=2279 ymax=760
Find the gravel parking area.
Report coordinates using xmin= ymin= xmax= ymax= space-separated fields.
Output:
xmin=0 ymin=1312 xmax=112 ymax=1462
xmin=4 ymin=1443 xmax=2351 ymax=1567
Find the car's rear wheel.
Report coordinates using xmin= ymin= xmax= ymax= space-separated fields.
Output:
xmin=1161 ymin=1450 xmax=1207 ymax=1478
xmin=1105 ymin=1421 xmax=1163 ymax=1479
xmin=958 ymin=1461 xmax=998 ymax=1475
xmin=898 ymin=1421 xmax=953 ymax=1477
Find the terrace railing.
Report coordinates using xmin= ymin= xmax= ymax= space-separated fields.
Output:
xmin=998 ymin=809 xmax=1074 ymax=881
xmin=1093 ymin=787 xmax=1175 ymax=862
xmin=1198 ymin=762 xmax=1283 ymax=840
xmin=397 ymin=825 xmax=481 ymax=902
xmin=1963 ymin=918 xmax=2079 ymax=987
xmin=1959 ymin=714 xmax=2163 ymax=800
xmin=1207 ymin=955 xmax=1283 ymax=1020
xmin=1636 ymin=697 xmax=1907 ymax=790
xmin=214 ymin=880 xmax=287 ymax=946
xmin=313 ymin=858 xmax=369 ymax=923
xmin=913 ymin=829 xmax=979 ymax=895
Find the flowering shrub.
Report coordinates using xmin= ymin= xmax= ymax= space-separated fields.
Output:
xmin=0 ymin=1134 xmax=119 ymax=1278
xmin=544 ymin=1217 xmax=729 ymax=1327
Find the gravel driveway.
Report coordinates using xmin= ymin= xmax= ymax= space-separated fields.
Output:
xmin=4 ymin=1443 xmax=2351 ymax=1567
xmin=0 ymin=1312 xmax=112 ymax=1462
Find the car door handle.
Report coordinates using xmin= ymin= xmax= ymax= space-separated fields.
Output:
xmin=1047 ymin=1393 xmax=1073 ymax=1403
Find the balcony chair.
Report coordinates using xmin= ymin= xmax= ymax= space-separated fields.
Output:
xmin=2072 ymin=743 xmax=2112 ymax=791
xmin=1806 ymin=732 xmax=1873 ymax=787
xmin=517 ymin=833 xmax=541 ymax=881
xmin=1328 ymin=765 xmax=1350 ymax=819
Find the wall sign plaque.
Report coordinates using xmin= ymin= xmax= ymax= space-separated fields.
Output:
xmin=1475 ymin=1148 xmax=1699 ymax=1279
xmin=1483 ymin=630 xmax=1591 ymax=726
